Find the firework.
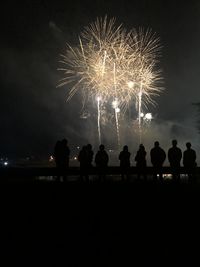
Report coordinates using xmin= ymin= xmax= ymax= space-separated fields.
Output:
xmin=58 ymin=16 xmax=163 ymax=144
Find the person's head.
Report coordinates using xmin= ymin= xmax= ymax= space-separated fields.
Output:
xmin=55 ymin=140 xmax=62 ymax=150
xmin=186 ymin=142 xmax=191 ymax=149
xmin=56 ymin=140 xmax=61 ymax=145
xmin=154 ymin=141 xmax=159 ymax=147
xmin=139 ymin=144 xmax=145 ymax=151
xmin=62 ymin=139 xmax=68 ymax=145
xmin=87 ymin=144 xmax=92 ymax=150
xmin=123 ymin=145 xmax=128 ymax=152
xmin=99 ymin=144 xmax=105 ymax=151
xmin=172 ymin=140 xmax=177 ymax=147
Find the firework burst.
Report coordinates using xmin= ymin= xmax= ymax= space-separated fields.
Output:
xmin=58 ymin=16 xmax=163 ymax=144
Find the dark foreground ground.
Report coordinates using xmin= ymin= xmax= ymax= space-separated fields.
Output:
xmin=1 ymin=178 xmax=200 ymax=266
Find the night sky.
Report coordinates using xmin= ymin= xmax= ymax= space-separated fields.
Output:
xmin=1 ymin=0 xmax=200 ymax=157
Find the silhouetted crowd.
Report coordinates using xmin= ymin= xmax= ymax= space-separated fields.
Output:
xmin=54 ymin=139 xmax=197 ymax=182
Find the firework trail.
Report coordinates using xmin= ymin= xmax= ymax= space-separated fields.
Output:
xmin=112 ymin=99 xmax=120 ymax=149
xmin=113 ymin=62 xmax=120 ymax=148
xmin=97 ymin=96 xmax=101 ymax=145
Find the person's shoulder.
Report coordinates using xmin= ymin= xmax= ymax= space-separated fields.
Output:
xmin=191 ymin=149 xmax=196 ymax=155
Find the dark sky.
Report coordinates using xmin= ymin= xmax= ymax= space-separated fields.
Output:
xmin=1 ymin=0 xmax=200 ymax=157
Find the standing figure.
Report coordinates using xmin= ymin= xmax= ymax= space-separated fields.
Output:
xmin=86 ymin=144 xmax=94 ymax=181
xmin=60 ymin=139 xmax=70 ymax=182
xmin=135 ymin=144 xmax=147 ymax=180
xmin=183 ymin=142 xmax=197 ymax=181
xmin=54 ymin=140 xmax=62 ymax=181
xmin=95 ymin=144 xmax=109 ymax=182
xmin=168 ymin=140 xmax=182 ymax=181
xmin=78 ymin=145 xmax=88 ymax=181
xmin=54 ymin=139 xmax=70 ymax=182
xmin=150 ymin=141 xmax=166 ymax=181
xmin=86 ymin=144 xmax=94 ymax=168
xmin=119 ymin=145 xmax=131 ymax=181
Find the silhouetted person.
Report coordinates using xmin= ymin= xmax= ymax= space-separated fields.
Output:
xmin=119 ymin=145 xmax=131 ymax=181
xmin=168 ymin=140 xmax=182 ymax=181
xmin=183 ymin=142 xmax=197 ymax=181
xmin=78 ymin=145 xmax=88 ymax=181
xmin=95 ymin=144 xmax=109 ymax=181
xmin=57 ymin=139 xmax=70 ymax=182
xmin=54 ymin=140 xmax=63 ymax=181
xmin=135 ymin=144 xmax=147 ymax=180
xmin=78 ymin=144 xmax=94 ymax=182
xmin=150 ymin=141 xmax=166 ymax=181
xmin=85 ymin=144 xmax=94 ymax=181
xmin=86 ymin=144 xmax=94 ymax=168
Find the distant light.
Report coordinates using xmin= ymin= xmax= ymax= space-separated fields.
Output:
xmin=163 ymin=174 xmax=172 ymax=179
xmin=74 ymin=157 xmax=77 ymax=160
xmin=4 ymin=162 xmax=8 ymax=166
xmin=77 ymin=146 xmax=80 ymax=149
xmin=49 ymin=156 xmax=54 ymax=162
xmin=145 ymin=113 xmax=152 ymax=120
